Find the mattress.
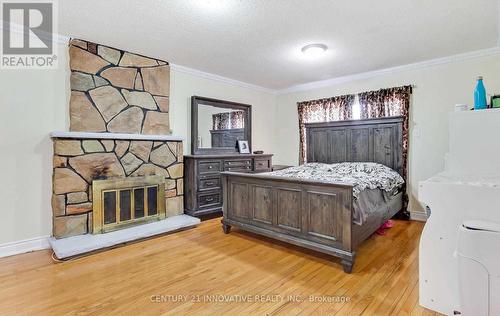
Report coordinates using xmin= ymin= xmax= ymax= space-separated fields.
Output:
xmin=265 ymin=162 xmax=404 ymax=225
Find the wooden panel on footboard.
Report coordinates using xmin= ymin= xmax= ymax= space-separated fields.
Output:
xmin=221 ymin=172 xmax=356 ymax=273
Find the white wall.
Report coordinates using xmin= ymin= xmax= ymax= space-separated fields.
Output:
xmin=0 ymin=40 xmax=276 ymax=247
xmin=0 ymin=41 xmax=70 ymax=247
xmin=274 ymin=53 xmax=500 ymax=217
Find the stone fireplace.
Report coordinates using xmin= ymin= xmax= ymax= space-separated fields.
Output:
xmin=49 ymin=39 xmax=196 ymax=251
xmin=52 ymin=133 xmax=184 ymax=238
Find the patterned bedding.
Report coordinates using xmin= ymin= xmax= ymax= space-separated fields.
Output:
xmin=265 ymin=162 xmax=405 ymax=225
xmin=266 ymin=162 xmax=404 ymax=199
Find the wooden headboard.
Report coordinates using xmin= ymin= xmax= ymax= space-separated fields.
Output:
xmin=305 ymin=116 xmax=404 ymax=175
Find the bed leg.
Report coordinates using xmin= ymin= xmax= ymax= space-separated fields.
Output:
xmin=222 ymin=223 xmax=231 ymax=234
xmin=341 ymin=258 xmax=354 ymax=273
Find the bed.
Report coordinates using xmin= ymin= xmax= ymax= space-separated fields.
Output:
xmin=221 ymin=116 xmax=405 ymax=273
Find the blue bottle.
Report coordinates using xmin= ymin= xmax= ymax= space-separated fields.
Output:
xmin=474 ymin=76 xmax=487 ymax=110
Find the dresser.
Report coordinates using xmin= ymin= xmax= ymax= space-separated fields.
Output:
xmin=184 ymin=154 xmax=273 ymax=217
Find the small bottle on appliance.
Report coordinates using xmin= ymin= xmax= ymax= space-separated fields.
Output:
xmin=474 ymin=76 xmax=487 ymax=110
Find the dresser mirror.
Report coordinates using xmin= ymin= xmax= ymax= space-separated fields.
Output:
xmin=191 ymin=96 xmax=251 ymax=155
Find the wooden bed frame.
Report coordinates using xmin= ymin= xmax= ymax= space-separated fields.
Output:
xmin=221 ymin=117 xmax=404 ymax=273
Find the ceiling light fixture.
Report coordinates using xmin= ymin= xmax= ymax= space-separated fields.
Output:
xmin=301 ymin=43 xmax=328 ymax=58
xmin=192 ymin=0 xmax=229 ymax=13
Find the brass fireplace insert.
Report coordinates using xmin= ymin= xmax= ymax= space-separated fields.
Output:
xmin=92 ymin=176 xmax=166 ymax=234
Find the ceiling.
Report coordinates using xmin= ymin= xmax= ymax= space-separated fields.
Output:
xmin=59 ymin=0 xmax=500 ymax=91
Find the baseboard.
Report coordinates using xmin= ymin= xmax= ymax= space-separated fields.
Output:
xmin=410 ymin=211 xmax=428 ymax=222
xmin=0 ymin=236 xmax=51 ymax=258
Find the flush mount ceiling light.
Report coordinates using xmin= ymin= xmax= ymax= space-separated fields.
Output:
xmin=301 ymin=43 xmax=328 ymax=58
xmin=192 ymin=0 xmax=230 ymax=13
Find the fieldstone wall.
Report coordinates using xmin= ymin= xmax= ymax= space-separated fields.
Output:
xmin=68 ymin=39 xmax=171 ymax=135
xmin=52 ymin=138 xmax=183 ymax=238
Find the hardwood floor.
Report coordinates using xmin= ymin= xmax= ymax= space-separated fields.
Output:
xmin=0 ymin=218 xmax=440 ymax=315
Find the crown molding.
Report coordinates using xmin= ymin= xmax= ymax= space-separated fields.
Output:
xmin=170 ymin=63 xmax=277 ymax=95
xmin=277 ymin=46 xmax=500 ymax=95
xmin=0 ymin=20 xmax=70 ymax=44
xmin=54 ymin=32 xmax=70 ymax=44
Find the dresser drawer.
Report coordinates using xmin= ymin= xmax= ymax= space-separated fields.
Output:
xmin=254 ymin=159 xmax=271 ymax=171
xmin=198 ymin=176 xmax=221 ymax=191
xmin=225 ymin=166 xmax=252 ymax=172
xmin=198 ymin=192 xmax=221 ymax=208
xmin=198 ymin=160 xmax=222 ymax=174
xmin=184 ymin=154 xmax=273 ymax=218
xmin=224 ymin=159 xmax=252 ymax=168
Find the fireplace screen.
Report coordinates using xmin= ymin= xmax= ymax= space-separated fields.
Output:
xmin=92 ymin=176 xmax=166 ymax=233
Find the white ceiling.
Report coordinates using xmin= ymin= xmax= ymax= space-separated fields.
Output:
xmin=59 ymin=0 xmax=500 ymax=90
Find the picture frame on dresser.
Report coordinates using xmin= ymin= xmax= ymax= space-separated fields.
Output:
xmin=237 ymin=140 xmax=250 ymax=154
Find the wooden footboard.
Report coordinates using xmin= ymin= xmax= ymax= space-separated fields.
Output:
xmin=221 ymin=172 xmax=356 ymax=273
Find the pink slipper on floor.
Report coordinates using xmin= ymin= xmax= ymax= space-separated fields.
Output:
xmin=375 ymin=227 xmax=387 ymax=236
xmin=381 ymin=220 xmax=394 ymax=229
xmin=375 ymin=220 xmax=394 ymax=236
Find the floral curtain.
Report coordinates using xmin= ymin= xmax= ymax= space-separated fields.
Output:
xmin=297 ymin=94 xmax=356 ymax=164
xmin=212 ymin=113 xmax=230 ymax=130
xmin=358 ymin=85 xmax=412 ymax=182
xmin=230 ymin=111 xmax=244 ymax=129
xmin=358 ymin=85 xmax=412 ymax=218
xmin=213 ymin=111 xmax=245 ymax=130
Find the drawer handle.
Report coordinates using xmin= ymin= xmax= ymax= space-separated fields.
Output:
xmin=205 ymin=197 xmax=214 ymax=202
xmin=208 ymin=166 xmax=213 ymax=169
xmin=228 ymin=162 xmax=232 ymax=165
xmin=205 ymin=181 xmax=214 ymax=186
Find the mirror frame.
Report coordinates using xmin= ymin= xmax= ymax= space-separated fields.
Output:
xmin=191 ymin=96 xmax=252 ymax=155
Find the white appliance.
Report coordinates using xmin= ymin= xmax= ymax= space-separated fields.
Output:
xmin=418 ymin=109 xmax=500 ymax=315
xmin=457 ymin=220 xmax=500 ymax=316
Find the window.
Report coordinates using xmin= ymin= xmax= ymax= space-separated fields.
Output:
xmin=352 ymin=95 xmax=361 ymax=120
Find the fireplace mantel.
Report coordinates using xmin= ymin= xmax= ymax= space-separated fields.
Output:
xmin=51 ymin=131 xmax=184 ymax=142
